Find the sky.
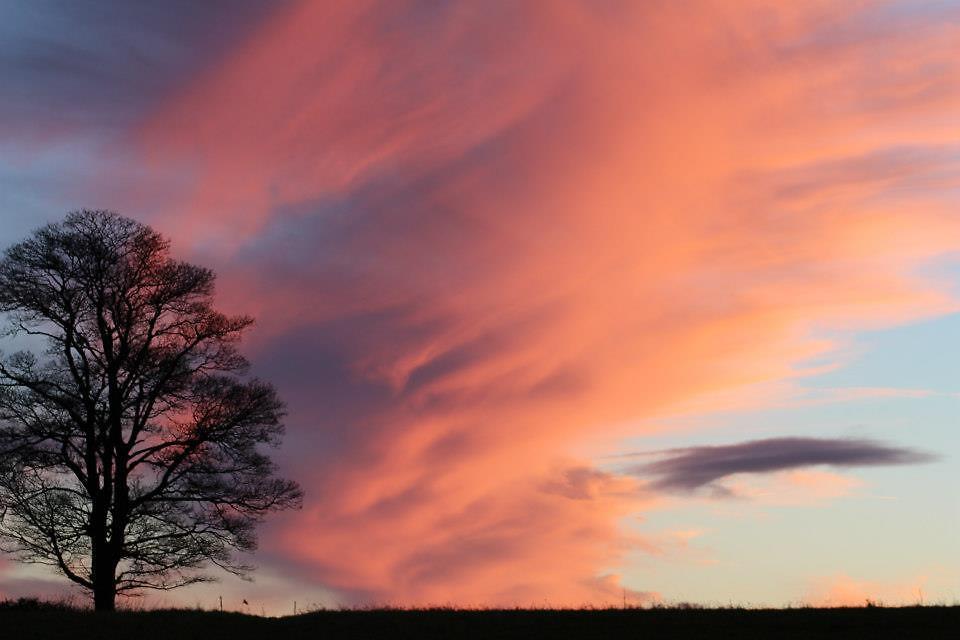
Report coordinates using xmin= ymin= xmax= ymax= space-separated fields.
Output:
xmin=0 ymin=0 xmax=958 ymax=612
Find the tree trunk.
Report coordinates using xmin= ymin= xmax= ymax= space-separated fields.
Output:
xmin=91 ymin=534 xmax=117 ymax=612
xmin=93 ymin=577 xmax=116 ymax=612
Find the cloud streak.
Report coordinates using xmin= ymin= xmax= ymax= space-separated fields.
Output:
xmin=633 ymin=437 xmax=937 ymax=494
xmin=0 ymin=0 xmax=274 ymax=140
xmin=124 ymin=0 xmax=960 ymax=605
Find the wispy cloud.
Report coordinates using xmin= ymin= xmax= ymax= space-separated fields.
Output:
xmin=128 ymin=0 xmax=959 ymax=605
xmin=631 ymin=437 xmax=937 ymax=495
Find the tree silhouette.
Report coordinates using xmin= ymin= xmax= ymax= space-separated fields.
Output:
xmin=0 ymin=211 xmax=302 ymax=611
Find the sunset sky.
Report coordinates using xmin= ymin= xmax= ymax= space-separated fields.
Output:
xmin=0 ymin=0 xmax=958 ymax=611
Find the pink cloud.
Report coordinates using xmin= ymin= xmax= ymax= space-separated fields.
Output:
xmin=805 ymin=573 xmax=929 ymax=607
xmin=107 ymin=0 xmax=960 ymax=605
xmin=723 ymin=469 xmax=865 ymax=506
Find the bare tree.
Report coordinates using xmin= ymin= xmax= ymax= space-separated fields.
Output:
xmin=0 ymin=210 xmax=302 ymax=611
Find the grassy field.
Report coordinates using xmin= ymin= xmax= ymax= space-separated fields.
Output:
xmin=1 ymin=601 xmax=957 ymax=639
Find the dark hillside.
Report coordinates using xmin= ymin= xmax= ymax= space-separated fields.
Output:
xmin=1 ymin=603 xmax=957 ymax=640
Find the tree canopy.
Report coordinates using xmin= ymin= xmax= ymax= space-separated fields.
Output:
xmin=0 ymin=210 xmax=302 ymax=610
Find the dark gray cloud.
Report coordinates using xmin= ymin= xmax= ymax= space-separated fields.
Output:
xmin=0 ymin=0 xmax=282 ymax=138
xmin=631 ymin=437 xmax=936 ymax=494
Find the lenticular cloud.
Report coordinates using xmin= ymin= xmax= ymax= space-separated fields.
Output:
xmin=633 ymin=437 xmax=935 ymax=494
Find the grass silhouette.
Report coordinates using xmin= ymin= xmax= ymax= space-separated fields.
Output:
xmin=1 ymin=598 xmax=957 ymax=639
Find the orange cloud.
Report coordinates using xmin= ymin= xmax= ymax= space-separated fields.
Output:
xmin=723 ymin=469 xmax=865 ymax=506
xmin=805 ymin=573 xmax=929 ymax=607
xmin=129 ymin=0 xmax=960 ymax=605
